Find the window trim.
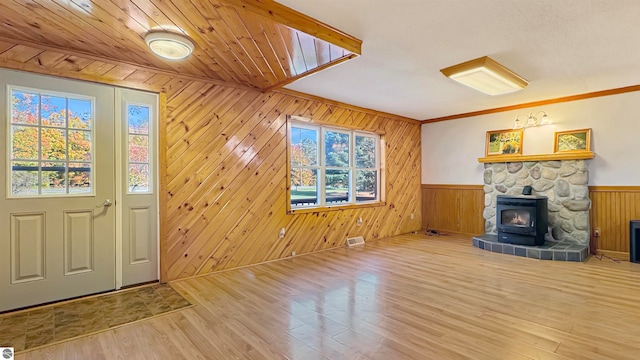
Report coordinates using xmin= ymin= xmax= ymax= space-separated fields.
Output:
xmin=286 ymin=116 xmax=385 ymax=214
xmin=6 ymin=85 xmax=96 ymax=198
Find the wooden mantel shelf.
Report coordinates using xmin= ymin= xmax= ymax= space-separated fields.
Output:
xmin=478 ymin=151 xmax=595 ymax=163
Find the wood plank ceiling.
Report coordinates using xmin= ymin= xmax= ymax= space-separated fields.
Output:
xmin=0 ymin=0 xmax=361 ymax=90
xmin=0 ymin=39 xmax=422 ymax=279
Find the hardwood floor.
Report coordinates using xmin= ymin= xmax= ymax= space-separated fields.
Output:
xmin=16 ymin=233 xmax=640 ymax=359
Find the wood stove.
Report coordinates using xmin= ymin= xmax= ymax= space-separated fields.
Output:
xmin=496 ymin=195 xmax=548 ymax=246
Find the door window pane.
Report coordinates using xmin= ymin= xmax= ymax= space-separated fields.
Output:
xmin=11 ymin=91 xmax=39 ymax=125
xmin=68 ymin=98 xmax=92 ymax=129
xmin=128 ymin=105 xmax=149 ymax=134
xmin=129 ymin=135 xmax=149 ymax=163
xmin=10 ymin=161 xmax=38 ymax=195
xmin=127 ymin=104 xmax=151 ymax=193
xmin=41 ymin=162 xmax=66 ymax=194
xmin=11 ymin=126 xmax=38 ymax=160
xmin=8 ymin=88 xmax=94 ymax=196
xmin=129 ymin=164 xmax=149 ymax=192
xmin=41 ymin=95 xmax=67 ymax=127
xmin=69 ymin=130 xmax=91 ymax=161
xmin=68 ymin=162 xmax=92 ymax=193
xmin=40 ymin=128 xmax=66 ymax=160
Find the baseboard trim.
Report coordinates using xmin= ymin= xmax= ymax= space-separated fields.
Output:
xmin=421 ymin=184 xmax=483 ymax=190
xmin=423 ymin=228 xmax=482 ymax=237
xmin=594 ymin=249 xmax=629 ymax=261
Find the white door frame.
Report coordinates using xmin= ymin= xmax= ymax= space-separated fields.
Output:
xmin=115 ymin=89 xmax=123 ymax=289
xmin=114 ymin=88 xmax=160 ymax=289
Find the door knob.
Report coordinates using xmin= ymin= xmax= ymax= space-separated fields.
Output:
xmin=97 ymin=199 xmax=113 ymax=208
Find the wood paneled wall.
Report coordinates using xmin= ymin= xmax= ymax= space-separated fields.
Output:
xmin=419 ymin=184 xmax=640 ymax=256
xmin=0 ymin=41 xmax=421 ymax=280
xmin=164 ymin=86 xmax=421 ymax=279
xmin=589 ymin=186 xmax=640 ymax=256
xmin=421 ymin=184 xmax=484 ymax=235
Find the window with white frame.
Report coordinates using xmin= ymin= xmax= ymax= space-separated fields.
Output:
xmin=289 ymin=120 xmax=381 ymax=209
xmin=126 ymin=104 xmax=152 ymax=193
xmin=9 ymin=87 xmax=94 ymax=196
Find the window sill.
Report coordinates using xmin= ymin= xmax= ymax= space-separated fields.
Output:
xmin=287 ymin=201 xmax=387 ymax=215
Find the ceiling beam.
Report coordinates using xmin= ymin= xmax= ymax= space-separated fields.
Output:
xmin=422 ymin=84 xmax=640 ymax=124
xmin=275 ymin=88 xmax=421 ymax=124
xmin=220 ymin=0 xmax=362 ymax=55
xmin=264 ymin=54 xmax=357 ymax=91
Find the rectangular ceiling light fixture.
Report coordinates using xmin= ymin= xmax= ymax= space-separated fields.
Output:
xmin=440 ymin=56 xmax=528 ymax=96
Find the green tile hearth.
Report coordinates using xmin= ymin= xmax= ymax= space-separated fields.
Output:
xmin=473 ymin=234 xmax=589 ymax=262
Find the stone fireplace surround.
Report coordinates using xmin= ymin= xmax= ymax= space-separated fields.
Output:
xmin=472 ymin=157 xmax=591 ymax=261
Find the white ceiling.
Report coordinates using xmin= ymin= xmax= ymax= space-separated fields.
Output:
xmin=277 ymin=0 xmax=640 ymax=120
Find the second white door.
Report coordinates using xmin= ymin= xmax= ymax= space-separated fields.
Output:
xmin=118 ymin=89 xmax=159 ymax=287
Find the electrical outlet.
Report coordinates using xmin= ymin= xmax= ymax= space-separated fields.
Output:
xmin=291 ymin=251 xmax=296 ymax=256
xmin=356 ymin=217 xmax=362 ymax=226
xmin=594 ymin=228 xmax=601 ymax=237
xmin=410 ymin=213 xmax=414 ymax=220
xmin=279 ymin=228 xmax=285 ymax=238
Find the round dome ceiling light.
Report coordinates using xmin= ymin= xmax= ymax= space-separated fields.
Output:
xmin=145 ymin=32 xmax=194 ymax=60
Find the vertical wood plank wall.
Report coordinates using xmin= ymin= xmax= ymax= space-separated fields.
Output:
xmin=421 ymin=184 xmax=484 ymax=235
xmin=0 ymin=41 xmax=422 ymax=280
xmin=419 ymin=184 xmax=640 ymax=257
xmin=589 ymin=187 xmax=640 ymax=256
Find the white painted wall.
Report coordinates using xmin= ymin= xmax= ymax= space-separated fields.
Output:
xmin=422 ymin=91 xmax=640 ymax=185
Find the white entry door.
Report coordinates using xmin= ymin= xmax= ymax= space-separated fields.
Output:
xmin=0 ymin=69 xmax=115 ymax=312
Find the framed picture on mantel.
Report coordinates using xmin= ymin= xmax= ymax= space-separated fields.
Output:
xmin=554 ymin=128 xmax=592 ymax=153
xmin=485 ymin=128 xmax=524 ymax=156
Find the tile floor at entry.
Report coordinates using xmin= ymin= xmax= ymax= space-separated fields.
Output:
xmin=0 ymin=284 xmax=192 ymax=353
